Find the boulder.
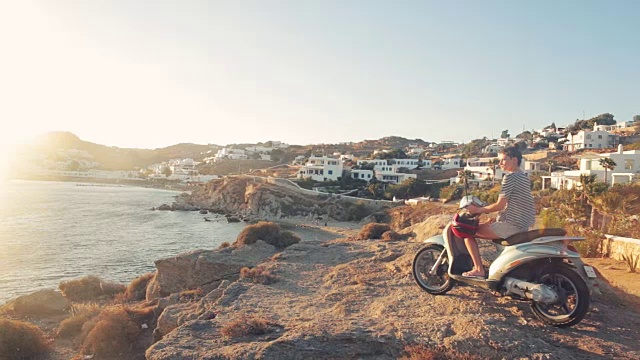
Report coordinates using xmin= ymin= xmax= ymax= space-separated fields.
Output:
xmin=146 ymin=241 xmax=277 ymax=301
xmin=5 ymin=289 xmax=71 ymax=317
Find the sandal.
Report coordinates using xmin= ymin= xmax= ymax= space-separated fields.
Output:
xmin=462 ymin=270 xmax=486 ymax=279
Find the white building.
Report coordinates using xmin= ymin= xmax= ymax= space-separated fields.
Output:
xmin=350 ymin=169 xmax=374 ymax=181
xmin=373 ymin=164 xmax=417 ymax=184
xmin=483 ymin=144 xmax=503 ymax=154
xmin=297 ymin=155 xmax=343 ymax=181
xmin=542 ymin=145 xmax=640 ymax=190
xmin=441 ymin=158 xmax=463 ymax=170
xmin=563 ymin=127 xmax=618 ymax=151
xmin=356 ymin=159 xmax=388 ymax=167
xmin=169 ymin=158 xmax=198 ymax=176
xmin=215 ymin=148 xmax=248 ymax=160
xmin=391 ymin=158 xmax=420 ymax=169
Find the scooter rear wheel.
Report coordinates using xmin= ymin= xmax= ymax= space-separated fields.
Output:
xmin=530 ymin=264 xmax=590 ymax=328
xmin=412 ymin=244 xmax=454 ymax=295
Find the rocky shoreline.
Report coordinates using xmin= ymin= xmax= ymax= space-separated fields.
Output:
xmin=2 ymin=178 xmax=640 ymax=359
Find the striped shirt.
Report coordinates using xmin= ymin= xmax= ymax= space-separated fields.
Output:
xmin=497 ymin=171 xmax=535 ymax=231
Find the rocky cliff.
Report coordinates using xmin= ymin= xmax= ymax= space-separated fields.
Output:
xmin=177 ymin=176 xmax=400 ymax=222
xmin=143 ymin=216 xmax=640 ymax=359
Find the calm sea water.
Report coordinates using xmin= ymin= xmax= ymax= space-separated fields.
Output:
xmin=0 ymin=180 xmax=247 ymax=304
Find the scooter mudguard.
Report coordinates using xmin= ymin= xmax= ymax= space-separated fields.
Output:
xmin=422 ymin=234 xmax=446 ymax=247
xmin=488 ymin=242 xmax=581 ymax=281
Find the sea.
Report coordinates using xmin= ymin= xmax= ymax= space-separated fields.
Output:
xmin=0 ymin=180 xmax=248 ymax=304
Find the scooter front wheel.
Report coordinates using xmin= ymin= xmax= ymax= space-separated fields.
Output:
xmin=412 ymin=244 xmax=455 ymax=295
xmin=530 ymin=264 xmax=590 ymax=328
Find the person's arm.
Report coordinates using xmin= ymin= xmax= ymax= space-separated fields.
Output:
xmin=467 ymin=196 xmax=507 ymax=215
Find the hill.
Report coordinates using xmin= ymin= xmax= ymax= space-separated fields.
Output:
xmin=19 ymin=131 xmax=220 ymax=171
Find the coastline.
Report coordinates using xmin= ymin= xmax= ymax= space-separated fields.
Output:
xmin=8 ymin=175 xmax=190 ymax=192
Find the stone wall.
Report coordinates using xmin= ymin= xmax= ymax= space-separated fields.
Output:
xmin=604 ymin=235 xmax=640 ymax=271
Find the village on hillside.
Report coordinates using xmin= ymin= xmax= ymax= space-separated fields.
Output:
xmin=14 ymin=114 xmax=640 ymax=202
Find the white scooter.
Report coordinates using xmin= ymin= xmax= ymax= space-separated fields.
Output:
xmin=412 ymin=196 xmax=596 ymax=327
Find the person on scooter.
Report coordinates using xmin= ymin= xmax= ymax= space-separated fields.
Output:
xmin=461 ymin=146 xmax=536 ymax=278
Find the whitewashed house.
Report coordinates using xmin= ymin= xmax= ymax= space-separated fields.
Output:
xmin=356 ymin=159 xmax=388 ymax=167
xmin=391 ymin=158 xmax=420 ymax=169
xmin=441 ymin=158 xmax=463 ymax=170
xmin=563 ymin=126 xmax=619 ymax=151
xmin=298 ymin=155 xmax=343 ymax=181
xmin=373 ymin=164 xmax=417 ymax=184
xmin=215 ymin=148 xmax=248 ymax=160
xmin=483 ymin=144 xmax=503 ymax=154
xmin=169 ymin=158 xmax=198 ymax=176
xmin=350 ymin=169 xmax=374 ymax=181
xmin=542 ymin=145 xmax=640 ymax=190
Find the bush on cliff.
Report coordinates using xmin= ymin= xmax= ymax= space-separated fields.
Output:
xmin=220 ymin=315 xmax=274 ymax=338
xmin=240 ymin=266 xmax=277 ymax=284
xmin=56 ymin=303 xmax=101 ymax=339
xmin=59 ymin=275 xmax=126 ymax=302
xmin=122 ymin=272 xmax=155 ymax=302
xmin=358 ymin=223 xmax=391 ymax=240
xmin=0 ymin=318 xmax=50 ymax=359
xmin=79 ymin=305 xmax=155 ymax=358
xmin=235 ymin=221 xmax=301 ymax=248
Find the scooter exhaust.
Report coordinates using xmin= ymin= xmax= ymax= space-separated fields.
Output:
xmin=503 ymin=277 xmax=558 ymax=304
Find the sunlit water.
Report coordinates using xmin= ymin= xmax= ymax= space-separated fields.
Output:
xmin=0 ymin=180 xmax=247 ymax=304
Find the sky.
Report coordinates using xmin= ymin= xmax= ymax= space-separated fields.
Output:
xmin=0 ymin=0 xmax=639 ymax=151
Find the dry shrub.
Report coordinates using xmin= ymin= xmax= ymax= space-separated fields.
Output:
xmin=220 ymin=315 xmax=273 ymax=338
xmin=235 ymin=221 xmax=301 ymax=248
xmin=0 ymin=318 xmax=50 ymax=359
xmin=240 ymin=266 xmax=277 ymax=284
xmin=218 ymin=241 xmax=231 ymax=249
xmin=358 ymin=223 xmax=391 ymax=240
xmin=179 ymin=288 xmax=204 ymax=301
xmin=57 ymin=303 xmax=101 ymax=339
xmin=79 ymin=305 xmax=155 ymax=358
xmin=401 ymin=344 xmax=484 ymax=360
xmin=122 ymin=272 xmax=155 ymax=302
xmin=59 ymin=275 xmax=126 ymax=302
xmin=381 ymin=230 xmax=404 ymax=241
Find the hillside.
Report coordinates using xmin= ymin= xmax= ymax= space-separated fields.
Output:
xmin=20 ymin=131 xmax=219 ymax=170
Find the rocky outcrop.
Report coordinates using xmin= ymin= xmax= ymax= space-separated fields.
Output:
xmin=145 ymin=215 xmax=640 ymax=360
xmin=178 ymin=176 xmax=400 ymax=222
xmin=3 ymin=289 xmax=71 ymax=317
xmin=146 ymin=240 xmax=278 ymax=300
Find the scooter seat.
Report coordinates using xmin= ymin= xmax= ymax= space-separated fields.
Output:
xmin=492 ymin=228 xmax=567 ymax=246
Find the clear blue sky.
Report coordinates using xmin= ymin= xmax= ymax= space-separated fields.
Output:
xmin=1 ymin=0 xmax=638 ymax=149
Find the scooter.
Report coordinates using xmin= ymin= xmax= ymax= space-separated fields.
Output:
xmin=412 ymin=195 xmax=596 ymax=327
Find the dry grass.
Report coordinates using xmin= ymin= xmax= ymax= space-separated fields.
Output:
xmin=401 ymin=344 xmax=485 ymax=360
xmin=122 ymin=272 xmax=155 ymax=302
xmin=357 ymin=223 xmax=391 ymax=240
xmin=240 ymin=266 xmax=277 ymax=284
xmin=381 ymin=230 xmax=405 ymax=241
xmin=220 ymin=315 xmax=274 ymax=338
xmin=56 ymin=303 xmax=101 ymax=339
xmin=234 ymin=221 xmax=301 ymax=248
xmin=59 ymin=275 xmax=126 ymax=302
xmin=79 ymin=305 xmax=155 ymax=358
xmin=178 ymin=288 xmax=204 ymax=301
xmin=0 ymin=318 xmax=51 ymax=359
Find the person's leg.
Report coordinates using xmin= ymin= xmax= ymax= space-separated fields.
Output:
xmin=462 ymin=223 xmax=501 ymax=277
xmin=463 ymin=237 xmax=484 ymax=277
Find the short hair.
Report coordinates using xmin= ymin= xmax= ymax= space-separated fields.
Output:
xmin=501 ymin=146 xmax=523 ymax=165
